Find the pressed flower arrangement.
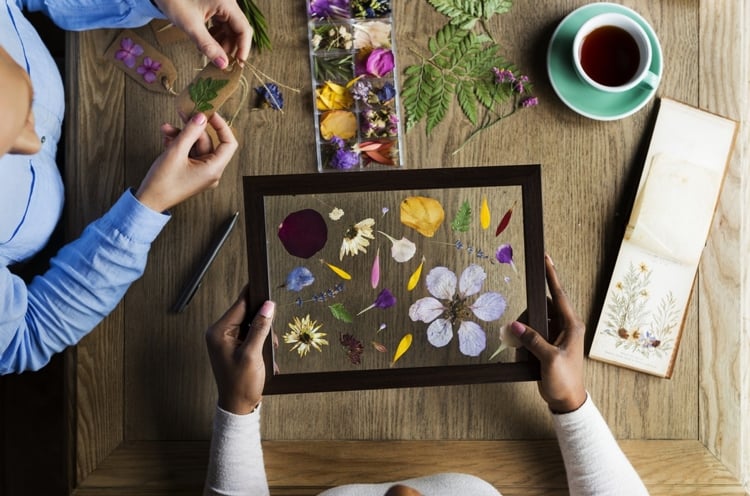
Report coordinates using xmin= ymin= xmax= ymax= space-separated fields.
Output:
xmin=306 ymin=0 xmax=405 ymax=171
xmin=242 ymin=166 xmax=548 ymax=393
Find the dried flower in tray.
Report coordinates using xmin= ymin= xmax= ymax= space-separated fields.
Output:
xmin=311 ymin=23 xmax=354 ymax=51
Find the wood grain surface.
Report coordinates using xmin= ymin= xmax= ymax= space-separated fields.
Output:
xmin=63 ymin=0 xmax=749 ymax=492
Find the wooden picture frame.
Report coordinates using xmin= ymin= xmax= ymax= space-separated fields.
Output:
xmin=243 ymin=166 xmax=547 ymax=394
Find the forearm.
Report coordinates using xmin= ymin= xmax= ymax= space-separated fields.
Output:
xmin=20 ymin=0 xmax=164 ymax=30
xmin=204 ymin=405 xmax=270 ymax=496
xmin=0 ymin=190 xmax=168 ymax=374
xmin=552 ymin=394 xmax=649 ymax=496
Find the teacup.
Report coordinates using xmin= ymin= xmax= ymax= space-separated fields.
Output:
xmin=572 ymin=13 xmax=659 ymax=93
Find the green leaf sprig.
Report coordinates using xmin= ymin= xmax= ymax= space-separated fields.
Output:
xmin=426 ymin=0 xmax=513 ymax=29
xmin=237 ymin=0 xmax=271 ymax=51
xmin=329 ymin=303 xmax=354 ymax=324
xmin=189 ymin=77 xmax=230 ymax=113
xmin=451 ymin=200 xmax=472 ymax=232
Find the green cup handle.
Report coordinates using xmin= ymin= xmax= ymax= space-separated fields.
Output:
xmin=640 ymin=71 xmax=660 ymax=89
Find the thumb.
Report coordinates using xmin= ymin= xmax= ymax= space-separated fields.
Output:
xmin=172 ymin=112 xmax=208 ymax=155
xmin=510 ymin=321 xmax=556 ymax=363
xmin=183 ymin=20 xmax=229 ymax=68
xmin=240 ymin=300 xmax=275 ymax=357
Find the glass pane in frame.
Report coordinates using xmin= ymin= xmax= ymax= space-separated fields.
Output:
xmin=243 ymin=166 xmax=548 ymax=394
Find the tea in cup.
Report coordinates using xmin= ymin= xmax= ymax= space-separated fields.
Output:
xmin=572 ymin=13 xmax=659 ymax=92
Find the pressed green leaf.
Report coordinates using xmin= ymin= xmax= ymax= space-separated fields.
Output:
xmin=189 ymin=77 xmax=229 ymax=114
xmin=329 ymin=303 xmax=353 ymax=324
xmin=456 ymin=83 xmax=478 ymax=125
xmin=451 ymin=200 xmax=472 ymax=232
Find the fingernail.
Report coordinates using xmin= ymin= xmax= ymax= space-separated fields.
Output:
xmin=191 ymin=112 xmax=207 ymax=125
xmin=510 ymin=321 xmax=526 ymax=337
xmin=259 ymin=300 xmax=275 ymax=318
xmin=545 ymin=253 xmax=555 ymax=266
xmin=213 ymin=56 xmax=227 ymax=69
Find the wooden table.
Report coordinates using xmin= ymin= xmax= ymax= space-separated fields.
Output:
xmin=5 ymin=1 xmax=750 ymax=494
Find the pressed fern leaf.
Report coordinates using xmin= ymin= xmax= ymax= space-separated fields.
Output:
xmin=427 ymin=0 xmax=514 ymax=29
xmin=451 ymin=200 xmax=472 ymax=232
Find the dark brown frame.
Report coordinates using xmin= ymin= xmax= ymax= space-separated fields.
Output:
xmin=243 ymin=166 xmax=547 ymax=394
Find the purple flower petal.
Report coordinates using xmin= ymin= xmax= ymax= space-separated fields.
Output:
xmin=374 ymin=288 xmax=396 ymax=309
xmin=358 ymin=48 xmax=394 ymax=77
xmin=495 ymin=243 xmax=513 ymax=264
xmin=285 ymin=266 xmax=315 ymax=292
xmin=470 ymin=292 xmax=506 ymax=321
xmin=458 ymin=264 xmax=486 ymax=297
xmin=408 ymin=296 xmax=444 ymax=323
xmin=278 ymin=209 xmax=328 ymax=259
xmin=142 ymin=71 xmax=157 ymax=84
xmin=425 ymin=266 xmax=456 ymax=300
xmin=426 ymin=318 xmax=453 ymax=347
xmin=457 ymin=321 xmax=486 ymax=356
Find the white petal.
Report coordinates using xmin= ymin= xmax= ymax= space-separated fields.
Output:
xmin=425 ymin=266 xmax=456 ymax=300
xmin=500 ymin=324 xmax=523 ymax=348
xmin=408 ymin=297 xmax=445 ymax=323
xmin=457 ymin=321 xmax=486 ymax=356
xmin=459 ymin=264 xmax=486 ymax=297
xmin=471 ymin=292 xmax=506 ymax=321
xmin=426 ymin=318 xmax=453 ymax=347
xmin=392 ymin=237 xmax=417 ymax=262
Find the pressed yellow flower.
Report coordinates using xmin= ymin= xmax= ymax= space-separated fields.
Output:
xmin=316 ymin=80 xmax=354 ymax=110
xmin=639 ymin=262 xmax=649 ymax=273
xmin=320 ymin=110 xmax=357 ymax=140
xmin=284 ymin=315 xmax=328 ymax=357
xmin=340 ymin=218 xmax=375 ymax=260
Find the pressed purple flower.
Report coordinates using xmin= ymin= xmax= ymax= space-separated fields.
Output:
xmin=115 ymin=37 xmax=144 ymax=68
xmin=285 ymin=266 xmax=315 ymax=292
xmin=256 ymin=83 xmax=284 ymax=110
xmin=376 ymin=82 xmax=396 ymax=103
xmin=357 ymin=288 xmax=396 ymax=315
xmin=357 ymin=48 xmax=394 ymax=77
xmin=350 ymin=79 xmax=372 ymax=102
xmin=136 ymin=57 xmax=161 ymax=84
xmin=521 ymin=96 xmax=539 ymax=108
xmin=495 ymin=243 xmax=513 ymax=264
xmin=278 ymin=209 xmax=328 ymax=259
xmin=514 ymin=75 xmax=529 ymax=94
xmin=331 ymin=135 xmax=346 ymax=148
xmin=309 ymin=0 xmax=350 ymax=19
xmin=331 ymin=148 xmax=359 ymax=169
xmin=492 ymin=67 xmax=515 ymax=84
xmin=408 ymin=265 xmax=506 ymax=356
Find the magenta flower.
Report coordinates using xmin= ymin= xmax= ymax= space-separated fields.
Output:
xmin=357 ymin=48 xmax=394 ymax=77
xmin=514 ymin=75 xmax=529 ymax=94
xmin=115 ymin=38 xmax=144 ymax=69
xmin=409 ymin=265 xmax=506 ymax=356
xmin=136 ymin=57 xmax=162 ymax=84
xmin=495 ymin=244 xmax=513 ymax=264
xmin=492 ymin=67 xmax=515 ymax=84
xmin=521 ymin=96 xmax=539 ymax=108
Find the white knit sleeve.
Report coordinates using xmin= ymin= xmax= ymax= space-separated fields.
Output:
xmin=551 ymin=394 xmax=649 ymax=496
xmin=203 ymin=405 xmax=270 ymax=496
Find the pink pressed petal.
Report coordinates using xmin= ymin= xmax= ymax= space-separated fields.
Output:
xmin=408 ymin=297 xmax=445 ymax=323
xmin=458 ymin=264 xmax=486 ymax=297
xmin=120 ymin=37 xmax=135 ymax=50
xmin=470 ymin=292 xmax=507 ymax=321
xmin=457 ymin=321 xmax=486 ymax=356
xmin=425 ymin=266 xmax=456 ymax=300
xmin=143 ymin=71 xmax=157 ymax=84
xmin=426 ymin=318 xmax=453 ymax=347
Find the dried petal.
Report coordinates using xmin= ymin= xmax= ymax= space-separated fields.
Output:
xmin=495 ymin=244 xmax=513 ymax=264
xmin=371 ymin=341 xmax=387 ymax=353
xmin=480 ymin=196 xmax=490 ymax=230
xmin=371 ymin=247 xmax=381 ymax=288
xmin=391 ymin=333 xmax=413 ymax=366
xmin=458 ymin=264 xmax=486 ymax=297
xmin=377 ymin=231 xmax=416 ymax=262
xmin=426 ymin=318 xmax=453 ymax=347
xmin=408 ymin=296 xmax=445 ymax=323
xmin=425 ymin=266 xmax=457 ymax=300
xmin=457 ymin=320 xmax=486 ymax=356
xmin=470 ymin=292 xmax=506 ymax=321
xmin=495 ymin=201 xmax=516 ymax=237
xmin=407 ymin=257 xmax=425 ymax=291
xmin=400 ymin=196 xmax=445 ymax=237
xmin=320 ymin=259 xmax=352 ymax=280
xmin=285 ymin=266 xmax=315 ymax=292
xmin=278 ymin=209 xmax=328 ymax=259
xmin=320 ymin=110 xmax=357 ymax=140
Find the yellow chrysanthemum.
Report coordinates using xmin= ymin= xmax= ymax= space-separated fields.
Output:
xmin=284 ymin=315 xmax=328 ymax=357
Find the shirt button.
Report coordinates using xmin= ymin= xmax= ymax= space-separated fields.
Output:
xmin=40 ymin=136 xmax=46 ymax=144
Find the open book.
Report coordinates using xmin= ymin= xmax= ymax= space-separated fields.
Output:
xmin=589 ymin=99 xmax=737 ymax=377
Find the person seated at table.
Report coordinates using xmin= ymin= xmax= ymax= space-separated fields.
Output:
xmin=203 ymin=255 xmax=650 ymax=496
xmin=0 ymin=0 xmax=252 ymax=374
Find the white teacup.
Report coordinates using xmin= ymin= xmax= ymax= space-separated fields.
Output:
xmin=572 ymin=13 xmax=659 ymax=93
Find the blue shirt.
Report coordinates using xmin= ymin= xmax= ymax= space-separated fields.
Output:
xmin=0 ymin=0 xmax=168 ymax=374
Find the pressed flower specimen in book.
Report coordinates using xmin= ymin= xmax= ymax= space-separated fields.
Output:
xmin=242 ymin=165 xmax=547 ymax=394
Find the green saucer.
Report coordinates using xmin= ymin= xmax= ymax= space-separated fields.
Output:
xmin=547 ymin=2 xmax=663 ymax=121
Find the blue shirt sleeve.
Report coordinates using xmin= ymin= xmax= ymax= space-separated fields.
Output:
xmin=0 ymin=190 xmax=169 ymax=374
xmin=19 ymin=0 xmax=165 ymax=30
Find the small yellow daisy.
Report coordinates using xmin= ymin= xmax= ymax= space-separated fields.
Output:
xmin=284 ymin=315 xmax=328 ymax=357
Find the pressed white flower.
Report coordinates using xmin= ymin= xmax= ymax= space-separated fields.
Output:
xmin=409 ymin=264 xmax=506 ymax=356
xmin=339 ymin=218 xmax=375 ymax=260
xmin=284 ymin=315 xmax=328 ymax=357
xmin=329 ymin=207 xmax=345 ymax=221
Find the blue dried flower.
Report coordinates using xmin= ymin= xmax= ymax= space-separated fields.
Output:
xmin=376 ymin=82 xmax=396 ymax=103
xmin=285 ymin=266 xmax=315 ymax=292
xmin=256 ymin=83 xmax=284 ymax=110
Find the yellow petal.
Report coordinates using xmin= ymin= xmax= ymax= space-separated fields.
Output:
xmin=400 ymin=196 xmax=445 ymax=237
xmin=480 ymin=196 xmax=490 ymax=230
xmin=320 ymin=110 xmax=357 ymax=140
xmin=391 ymin=333 xmax=412 ymax=366
xmin=320 ymin=259 xmax=352 ymax=280
xmin=407 ymin=257 xmax=425 ymax=291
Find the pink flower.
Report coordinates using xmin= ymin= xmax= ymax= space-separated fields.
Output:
xmin=408 ymin=265 xmax=506 ymax=356
xmin=136 ymin=57 xmax=162 ymax=84
xmin=115 ymin=38 xmax=144 ymax=69
xmin=357 ymin=48 xmax=394 ymax=78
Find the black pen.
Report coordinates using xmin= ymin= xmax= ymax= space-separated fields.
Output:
xmin=172 ymin=211 xmax=239 ymax=313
